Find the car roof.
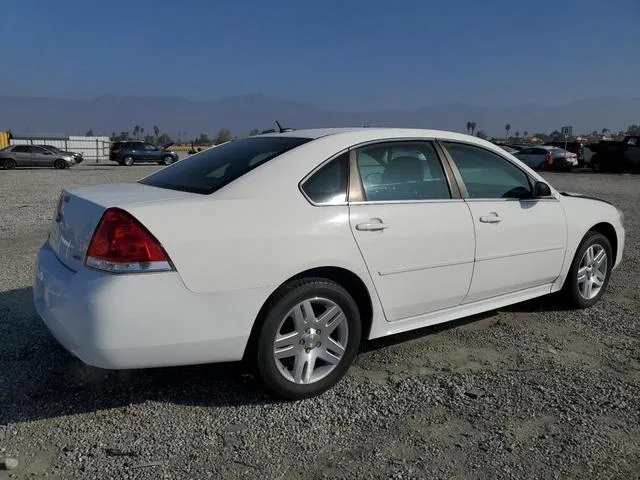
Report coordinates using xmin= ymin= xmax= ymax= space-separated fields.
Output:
xmin=258 ymin=127 xmax=369 ymax=139
xmin=257 ymin=127 xmax=491 ymax=143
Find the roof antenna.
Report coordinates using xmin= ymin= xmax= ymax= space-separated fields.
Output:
xmin=276 ymin=120 xmax=293 ymax=133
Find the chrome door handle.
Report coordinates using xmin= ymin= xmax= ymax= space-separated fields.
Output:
xmin=356 ymin=222 xmax=390 ymax=231
xmin=479 ymin=213 xmax=501 ymax=224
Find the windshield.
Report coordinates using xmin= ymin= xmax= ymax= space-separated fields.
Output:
xmin=139 ymin=136 xmax=312 ymax=194
xmin=43 ymin=145 xmax=61 ymax=152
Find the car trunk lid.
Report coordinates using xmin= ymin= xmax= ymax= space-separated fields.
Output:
xmin=48 ymin=183 xmax=195 ymax=271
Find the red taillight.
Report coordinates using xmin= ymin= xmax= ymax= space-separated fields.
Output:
xmin=546 ymin=153 xmax=555 ymax=165
xmin=85 ymin=208 xmax=172 ymax=273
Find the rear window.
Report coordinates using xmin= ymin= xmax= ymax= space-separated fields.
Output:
xmin=139 ymin=136 xmax=312 ymax=194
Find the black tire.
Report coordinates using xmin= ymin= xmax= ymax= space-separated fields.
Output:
xmin=122 ymin=155 xmax=134 ymax=166
xmin=254 ymin=278 xmax=361 ymax=400
xmin=563 ymin=231 xmax=613 ymax=308
xmin=53 ymin=159 xmax=67 ymax=169
xmin=3 ymin=158 xmax=17 ymax=169
xmin=162 ymin=155 xmax=175 ymax=166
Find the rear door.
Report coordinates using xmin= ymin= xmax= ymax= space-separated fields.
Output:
xmin=441 ymin=141 xmax=566 ymax=303
xmin=10 ymin=145 xmax=32 ymax=166
xmin=348 ymin=140 xmax=475 ymax=322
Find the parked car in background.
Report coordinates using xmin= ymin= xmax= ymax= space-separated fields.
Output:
xmin=514 ymin=145 xmax=578 ymax=171
xmin=109 ymin=141 xmax=179 ymax=166
xmin=0 ymin=145 xmax=77 ymax=169
xmin=37 ymin=145 xmax=84 ymax=164
xmin=546 ymin=141 xmax=586 ymax=166
xmin=503 ymin=144 xmax=532 ymax=152
xmin=587 ymin=136 xmax=640 ymax=173
xmin=33 ymin=128 xmax=625 ymax=399
xmin=499 ymin=145 xmax=519 ymax=154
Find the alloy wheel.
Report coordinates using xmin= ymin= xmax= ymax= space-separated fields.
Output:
xmin=273 ymin=297 xmax=349 ymax=384
xmin=577 ymin=244 xmax=607 ymax=300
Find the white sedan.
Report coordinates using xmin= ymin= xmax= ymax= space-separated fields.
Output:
xmin=33 ymin=128 xmax=625 ymax=399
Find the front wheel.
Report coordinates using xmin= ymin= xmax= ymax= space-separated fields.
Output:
xmin=254 ymin=278 xmax=361 ymax=399
xmin=162 ymin=155 xmax=175 ymax=166
xmin=53 ymin=159 xmax=67 ymax=169
xmin=564 ymin=232 xmax=613 ymax=308
xmin=122 ymin=155 xmax=134 ymax=166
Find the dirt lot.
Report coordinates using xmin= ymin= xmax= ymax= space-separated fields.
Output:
xmin=0 ymin=165 xmax=638 ymax=479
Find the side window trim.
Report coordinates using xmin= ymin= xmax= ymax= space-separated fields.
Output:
xmin=437 ymin=139 xmax=544 ymax=201
xmin=349 ymin=139 xmax=460 ymax=204
xmin=435 ymin=139 xmax=469 ymax=198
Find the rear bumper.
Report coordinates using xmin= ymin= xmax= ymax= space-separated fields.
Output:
xmin=33 ymin=242 xmax=270 ymax=369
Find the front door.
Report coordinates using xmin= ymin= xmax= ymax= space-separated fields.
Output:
xmin=441 ymin=141 xmax=567 ymax=303
xmin=349 ymin=141 xmax=475 ymax=322
xmin=142 ymin=144 xmax=157 ymax=161
xmin=29 ymin=146 xmax=54 ymax=167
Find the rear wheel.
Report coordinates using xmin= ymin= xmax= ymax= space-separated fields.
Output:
xmin=53 ymin=159 xmax=67 ymax=169
xmin=3 ymin=158 xmax=17 ymax=169
xmin=564 ymin=232 xmax=613 ymax=308
xmin=254 ymin=278 xmax=361 ymax=399
xmin=162 ymin=155 xmax=175 ymax=166
xmin=122 ymin=155 xmax=134 ymax=166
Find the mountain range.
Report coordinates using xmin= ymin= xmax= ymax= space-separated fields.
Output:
xmin=1 ymin=94 xmax=638 ymax=138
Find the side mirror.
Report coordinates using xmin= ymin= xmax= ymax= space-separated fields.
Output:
xmin=533 ymin=181 xmax=551 ymax=197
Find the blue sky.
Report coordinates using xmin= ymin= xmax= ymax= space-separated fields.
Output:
xmin=1 ymin=0 xmax=639 ymax=111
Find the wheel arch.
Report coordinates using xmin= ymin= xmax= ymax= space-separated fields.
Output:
xmin=588 ymin=222 xmax=618 ymax=261
xmin=2 ymin=157 xmax=17 ymax=168
xmin=242 ymin=266 xmax=374 ymax=361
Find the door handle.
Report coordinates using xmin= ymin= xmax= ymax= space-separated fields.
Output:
xmin=479 ymin=213 xmax=501 ymax=224
xmin=356 ymin=221 xmax=390 ymax=231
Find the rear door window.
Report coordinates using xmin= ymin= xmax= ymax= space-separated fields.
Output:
xmin=139 ymin=136 xmax=311 ymax=194
xmin=355 ymin=141 xmax=451 ymax=201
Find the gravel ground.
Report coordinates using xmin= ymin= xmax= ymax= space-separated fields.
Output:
xmin=0 ymin=165 xmax=639 ymax=480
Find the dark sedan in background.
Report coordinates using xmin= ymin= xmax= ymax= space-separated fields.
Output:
xmin=109 ymin=141 xmax=179 ymax=166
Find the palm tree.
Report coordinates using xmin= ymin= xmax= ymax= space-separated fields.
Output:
xmin=515 ymin=131 xmax=520 ymax=138
xmin=523 ymin=130 xmax=528 ymax=138
xmin=505 ymin=124 xmax=511 ymax=139
xmin=140 ymin=126 xmax=145 ymax=139
xmin=153 ymin=125 xmax=160 ymax=137
xmin=133 ymin=125 xmax=140 ymax=140
xmin=470 ymin=122 xmax=477 ymax=136
xmin=466 ymin=121 xmax=472 ymax=134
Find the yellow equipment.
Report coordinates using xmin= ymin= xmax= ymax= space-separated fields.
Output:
xmin=0 ymin=131 xmax=12 ymax=149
